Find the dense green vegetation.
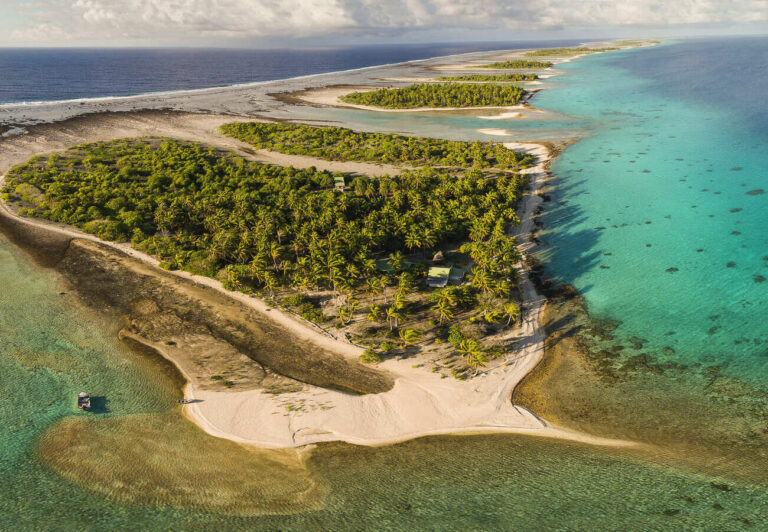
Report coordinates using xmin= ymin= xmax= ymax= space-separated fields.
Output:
xmin=436 ymin=73 xmax=537 ymax=82
xmin=221 ymin=122 xmax=534 ymax=170
xmin=4 ymin=137 xmax=528 ymax=375
xmin=340 ymin=83 xmax=525 ymax=109
xmin=524 ymin=47 xmax=618 ymax=57
xmin=481 ymin=60 xmax=552 ymax=69
xmin=613 ymin=40 xmax=657 ymax=47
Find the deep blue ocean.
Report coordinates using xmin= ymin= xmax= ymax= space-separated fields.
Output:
xmin=0 ymin=40 xmax=584 ymax=104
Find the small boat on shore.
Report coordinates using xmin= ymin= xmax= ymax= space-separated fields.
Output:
xmin=177 ymin=398 xmax=195 ymax=405
xmin=77 ymin=392 xmax=91 ymax=411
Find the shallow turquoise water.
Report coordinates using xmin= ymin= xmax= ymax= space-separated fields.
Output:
xmin=282 ymin=97 xmax=587 ymax=142
xmin=533 ymin=40 xmax=768 ymax=385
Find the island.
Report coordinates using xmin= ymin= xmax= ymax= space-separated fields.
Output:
xmin=339 ymin=83 xmax=526 ymax=109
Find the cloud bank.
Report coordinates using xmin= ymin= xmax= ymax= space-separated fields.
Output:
xmin=9 ymin=0 xmax=768 ymax=44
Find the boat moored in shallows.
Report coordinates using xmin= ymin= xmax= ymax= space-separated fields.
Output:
xmin=77 ymin=392 xmax=91 ymax=411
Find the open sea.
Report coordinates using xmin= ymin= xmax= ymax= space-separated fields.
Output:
xmin=0 ymin=41 xmax=585 ymax=105
xmin=3 ymin=37 xmax=768 ymax=529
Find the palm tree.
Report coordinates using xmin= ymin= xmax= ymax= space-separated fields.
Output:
xmin=338 ymin=306 xmax=351 ymax=325
xmin=421 ymin=230 xmax=438 ymax=251
xmin=503 ymin=302 xmax=521 ymax=326
xmin=268 ymin=242 xmax=283 ymax=271
xmin=398 ymin=328 xmax=420 ymax=348
xmin=469 ymin=268 xmax=492 ymax=294
xmin=491 ymin=279 xmax=512 ymax=298
xmin=367 ymin=303 xmax=384 ymax=322
xmin=388 ymin=250 xmax=405 ymax=271
xmin=346 ymin=296 xmax=360 ymax=314
xmin=431 ymin=287 xmax=457 ymax=308
xmin=295 ymin=273 xmax=312 ymax=295
xmin=366 ymin=277 xmax=384 ymax=302
xmin=405 ymin=232 xmax=422 ymax=251
xmin=386 ymin=304 xmax=404 ymax=330
xmin=262 ymin=271 xmax=278 ymax=299
xmin=457 ymin=338 xmax=488 ymax=375
xmin=431 ymin=299 xmax=454 ymax=325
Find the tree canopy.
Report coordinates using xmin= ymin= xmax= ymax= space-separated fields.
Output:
xmin=340 ymin=83 xmax=526 ymax=109
xmin=524 ymin=47 xmax=618 ymax=57
xmin=436 ymin=73 xmax=538 ymax=82
xmin=221 ymin=122 xmax=534 ymax=170
xmin=480 ymin=60 xmax=553 ymax=69
xmin=4 ymin=138 xmax=526 ymax=298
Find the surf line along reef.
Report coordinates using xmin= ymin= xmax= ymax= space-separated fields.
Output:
xmin=0 ymin=43 xmax=655 ymax=508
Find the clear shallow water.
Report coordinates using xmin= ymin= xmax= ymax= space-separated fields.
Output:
xmin=4 ymin=234 xmax=767 ymax=530
xmin=534 ymin=37 xmax=768 ymax=384
xmin=278 ymin=103 xmax=587 ymax=142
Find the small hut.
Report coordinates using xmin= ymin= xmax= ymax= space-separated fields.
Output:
xmin=427 ymin=266 xmax=452 ymax=288
xmin=449 ymin=267 xmax=466 ymax=284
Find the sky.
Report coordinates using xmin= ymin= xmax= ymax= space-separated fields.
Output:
xmin=1 ymin=0 xmax=767 ymax=47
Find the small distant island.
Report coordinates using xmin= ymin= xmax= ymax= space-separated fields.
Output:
xmin=523 ymin=46 xmax=619 ymax=57
xmin=436 ymin=73 xmax=538 ymax=82
xmin=339 ymin=83 xmax=526 ymax=109
xmin=480 ymin=59 xmax=553 ymax=69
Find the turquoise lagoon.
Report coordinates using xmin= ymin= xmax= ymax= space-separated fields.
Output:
xmin=535 ymin=39 xmax=768 ymax=386
xmin=4 ymin=38 xmax=768 ymax=529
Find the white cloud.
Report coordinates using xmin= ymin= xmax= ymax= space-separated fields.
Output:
xmin=7 ymin=0 xmax=768 ymax=44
